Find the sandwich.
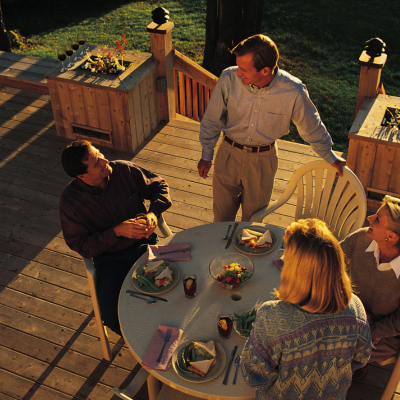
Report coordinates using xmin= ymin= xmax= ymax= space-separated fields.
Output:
xmin=187 ymin=358 xmax=216 ymax=377
xmin=240 ymin=228 xmax=273 ymax=248
xmin=241 ymin=229 xmax=258 ymax=241
xmin=154 ymin=266 xmax=173 ymax=287
xmin=175 ymin=340 xmax=217 ymax=378
xmin=144 ymin=260 xmax=165 ymax=276
xmin=257 ymin=229 xmax=273 ymax=247
xmin=193 ymin=340 xmax=216 ymax=358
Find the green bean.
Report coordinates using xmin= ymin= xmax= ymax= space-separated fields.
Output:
xmin=136 ymin=274 xmax=161 ymax=291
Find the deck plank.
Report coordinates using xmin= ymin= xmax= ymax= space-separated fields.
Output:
xmin=0 ymin=86 xmax=396 ymax=400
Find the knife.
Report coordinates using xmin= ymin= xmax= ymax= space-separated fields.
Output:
xmin=222 ymin=345 xmax=238 ymax=385
xmin=126 ymin=290 xmax=168 ymax=302
xmin=225 ymin=222 xmax=239 ymax=249
xmin=159 ymin=248 xmax=190 ymax=255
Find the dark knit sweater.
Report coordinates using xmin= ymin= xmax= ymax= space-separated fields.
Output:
xmin=340 ymin=228 xmax=400 ymax=339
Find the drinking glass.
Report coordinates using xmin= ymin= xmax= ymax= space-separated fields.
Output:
xmin=218 ymin=313 xmax=233 ymax=339
xmin=77 ymin=32 xmax=86 ymax=58
xmin=57 ymin=49 xmax=68 ymax=73
xmin=71 ymin=39 xmax=80 ymax=62
xmin=66 ymin=46 xmax=74 ymax=68
xmin=183 ymin=273 xmax=197 ymax=299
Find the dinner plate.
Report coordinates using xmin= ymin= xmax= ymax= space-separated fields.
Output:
xmin=172 ymin=340 xmax=227 ymax=383
xmin=233 ymin=225 xmax=278 ymax=255
xmin=131 ymin=262 xmax=180 ymax=294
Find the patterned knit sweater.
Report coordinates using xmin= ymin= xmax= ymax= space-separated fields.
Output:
xmin=241 ymin=295 xmax=371 ymax=400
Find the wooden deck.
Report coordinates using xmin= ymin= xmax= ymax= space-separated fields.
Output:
xmin=0 ymin=85 xmax=398 ymax=400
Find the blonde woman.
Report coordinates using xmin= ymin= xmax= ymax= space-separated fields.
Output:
xmin=341 ymin=195 xmax=400 ymax=379
xmin=241 ymin=219 xmax=371 ymax=400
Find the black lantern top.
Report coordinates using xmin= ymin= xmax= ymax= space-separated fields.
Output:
xmin=151 ymin=7 xmax=170 ymax=25
xmin=365 ymin=38 xmax=386 ymax=59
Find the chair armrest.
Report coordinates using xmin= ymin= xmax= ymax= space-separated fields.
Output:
xmin=82 ymin=257 xmax=96 ymax=279
xmin=113 ymin=367 xmax=150 ymax=399
xmin=158 ymin=214 xmax=173 ymax=238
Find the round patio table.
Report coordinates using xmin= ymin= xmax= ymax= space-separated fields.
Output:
xmin=119 ymin=221 xmax=285 ymax=400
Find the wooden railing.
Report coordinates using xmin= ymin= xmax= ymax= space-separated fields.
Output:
xmin=172 ymin=49 xmax=218 ymax=121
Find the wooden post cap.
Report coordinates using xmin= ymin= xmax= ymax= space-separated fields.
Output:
xmin=358 ymin=50 xmax=387 ymax=69
xmin=146 ymin=21 xmax=174 ymax=34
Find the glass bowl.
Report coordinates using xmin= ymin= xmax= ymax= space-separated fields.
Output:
xmin=233 ymin=306 xmax=258 ymax=338
xmin=209 ymin=253 xmax=254 ymax=290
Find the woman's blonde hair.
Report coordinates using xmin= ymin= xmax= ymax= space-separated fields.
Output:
xmin=382 ymin=195 xmax=400 ymax=247
xmin=275 ymin=218 xmax=352 ymax=314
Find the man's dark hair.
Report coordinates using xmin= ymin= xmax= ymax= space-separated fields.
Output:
xmin=61 ymin=140 xmax=92 ymax=178
xmin=232 ymin=34 xmax=279 ymax=73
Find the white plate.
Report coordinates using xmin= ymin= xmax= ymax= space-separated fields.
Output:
xmin=234 ymin=226 xmax=278 ymax=255
xmin=172 ymin=340 xmax=226 ymax=383
xmin=131 ymin=262 xmax=180 ymax=295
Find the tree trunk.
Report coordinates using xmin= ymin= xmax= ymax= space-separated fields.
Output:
xmin=203 ymin=0 xmax=264 ymax=77
xmin=0 ymin=0 xmax=11 ymax=52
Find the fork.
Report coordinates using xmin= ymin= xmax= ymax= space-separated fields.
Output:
xmin=156 ymin=328 xmax=172 ymax=362
xmin=223 ymin=224 xmax=232 ymax=240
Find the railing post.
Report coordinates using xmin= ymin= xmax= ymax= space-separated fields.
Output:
xmin=147 ymin=20 xmax=176 ymax=122
xmin=354 ymin=50 xmax=387 ymax=119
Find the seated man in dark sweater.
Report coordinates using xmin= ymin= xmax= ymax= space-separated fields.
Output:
xmin=59 ymin=140 xmax=172 ymax=336
xmin=340 ymin=195 xmax=400 ymax=378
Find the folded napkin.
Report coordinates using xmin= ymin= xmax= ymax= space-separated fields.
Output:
xmin=273 ymin=255 xmax=284 ymax=271
xmin=142 ymin=325 xmax=184 ymax=371
xmin=147 ymin=243 xmax=191 ymax=262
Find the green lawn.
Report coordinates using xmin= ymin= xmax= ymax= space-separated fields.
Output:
xmin=3 ymin=0 xmax=399 ymax=152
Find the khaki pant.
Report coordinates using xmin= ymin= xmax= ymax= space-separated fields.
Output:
xmin=213 ymin=138 xmax=278 ymax=222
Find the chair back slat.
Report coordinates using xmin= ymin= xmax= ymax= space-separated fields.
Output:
xmin=251 ymin=160 xmax=367 ymax=240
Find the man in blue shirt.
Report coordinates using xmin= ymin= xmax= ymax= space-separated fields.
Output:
xmin=198 ymin=34 xmax=346 ymax=222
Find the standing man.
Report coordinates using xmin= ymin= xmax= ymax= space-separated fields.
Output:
xmin=198 ymin=34 xmax=346 ymax=222
xmin=60 ymin=140 xmax=172 ymax=336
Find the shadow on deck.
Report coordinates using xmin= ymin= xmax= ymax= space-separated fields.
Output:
xmin=0 ymin=86 xmax=397 ymax=400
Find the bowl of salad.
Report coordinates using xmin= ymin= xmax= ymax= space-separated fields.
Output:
xmin=209 ymin=253 xmax=254 ymax=290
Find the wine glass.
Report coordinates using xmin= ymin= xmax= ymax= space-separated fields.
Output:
xmin=71 ymin=39 xmax=80 ymax=62
xmin=77 ymin=32 xmax=86 ymax=59
xmin=57 ymin=49 xmax=68 ymax=73
xmin=66 ymin=44 xmax=74 ymax=68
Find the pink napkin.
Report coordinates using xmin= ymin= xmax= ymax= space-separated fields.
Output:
xmin=142 ymin=325 xmax=184 ymax=371
xmin=273 ymin=255 xmax=284 ymax=271
xmin=147 ymin=243 xmax=191 ymax=261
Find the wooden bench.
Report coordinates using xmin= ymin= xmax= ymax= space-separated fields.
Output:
xmin=0 ymin=51 xmax=58 ymax=95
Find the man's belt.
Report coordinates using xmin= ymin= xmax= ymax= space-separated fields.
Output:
xmin=224 ymin=135 xmax=275 ymax=153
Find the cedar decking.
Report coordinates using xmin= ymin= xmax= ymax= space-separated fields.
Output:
xmin=0 ymin=85 xmax=398 ymax=400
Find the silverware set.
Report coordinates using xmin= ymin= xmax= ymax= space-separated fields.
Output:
xmin=157 ymin=328 xmax=172 ymax=362
xmin=126 ymin=290 xmax=168 ymax=304
xmin=225 ymin=222 xmax=239 ymax=249
xmin=223 ymin=345 xmax=238 ymax=384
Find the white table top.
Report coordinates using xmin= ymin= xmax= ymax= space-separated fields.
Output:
xmin=119 ymin=221 xmax=285 ymax=400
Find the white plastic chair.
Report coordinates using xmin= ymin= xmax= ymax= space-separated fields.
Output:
xmin=379 ymin=354 xmax=400 ymax=400
xmin=250 ymin=160 xmax=367 ymax=240
xmin=82 ymin=214 xmax=173 ymax=361
xmin=113 ymin=369 xmax=202 ymax=400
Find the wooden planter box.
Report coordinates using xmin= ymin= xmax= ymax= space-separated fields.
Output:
xmin=347 ymin=94 xmax=400 ymax=208
xmin=45 ymin=45 xmax=160 ymax=152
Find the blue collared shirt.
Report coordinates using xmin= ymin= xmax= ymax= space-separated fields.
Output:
xmin=200 ymin=67 xmax=337 ymax=164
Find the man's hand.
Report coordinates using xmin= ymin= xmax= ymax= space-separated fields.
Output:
xmin=197 ymin=159 xmax=212 ymax=179
xmin=331 ymin=158 xmax=347 ymax=177
xmin=113 ymin=212 xmax=158 ymax=239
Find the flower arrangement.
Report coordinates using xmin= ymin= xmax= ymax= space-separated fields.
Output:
xmin=83 ymin=34 xmax=130 ymax=75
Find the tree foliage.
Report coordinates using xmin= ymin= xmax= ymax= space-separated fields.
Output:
xmin=203 ymin=0 xmax=264 ymax=76
xmin=0 ymin=0 xmax=11 ymax=52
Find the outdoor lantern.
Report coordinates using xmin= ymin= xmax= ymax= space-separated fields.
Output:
xmin=365 ymin=37 xmax=386 ymax=59
xmin=151 ymin=7 xmax=170 ymax=24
